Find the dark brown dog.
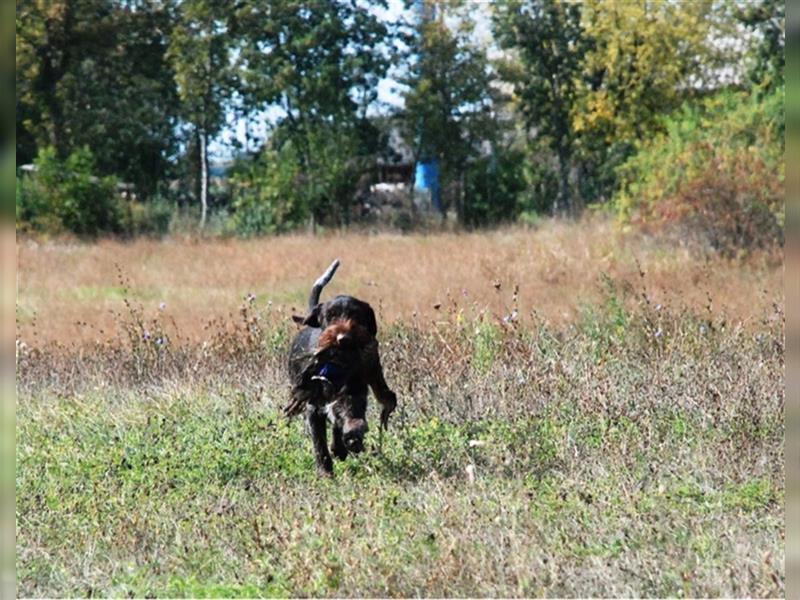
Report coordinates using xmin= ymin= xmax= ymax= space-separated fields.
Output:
xmin=286 ymin=260 xmax=397 ymax=476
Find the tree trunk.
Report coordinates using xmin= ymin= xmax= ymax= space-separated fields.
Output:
xmin=457 ymin=169 xmax=465 ymax=224
xmin=199 ymin=127 xmax=208 ymax=230
xmin=555 ymin=149 xmax=571 ymax=217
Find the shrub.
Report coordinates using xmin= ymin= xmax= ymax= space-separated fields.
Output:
xmin=230 ymin=143 xmax=311 ymax=236
xmin=613 ymin=87 xmax=784 ymax=255
xmin=230 ymin=121 xmax=368 ymax=236
xmin=121 ymin=197 xmax=174 ymax=237
xmin=16 ymin=146 xmax=123 ymax=236
xmin=462 ymin=147 xmax=528 ymax=227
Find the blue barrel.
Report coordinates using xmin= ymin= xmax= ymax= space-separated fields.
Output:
xmin=414 ymin=159 xmax=441 ymax=212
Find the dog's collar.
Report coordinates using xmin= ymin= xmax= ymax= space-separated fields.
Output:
xmin=311 ymin=362 xmax=347 ymax=390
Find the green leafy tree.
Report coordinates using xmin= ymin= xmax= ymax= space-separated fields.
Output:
xmin=15 ymin=0 xmax=76 ymax=159
xmin=402 ymin=1 xmax=497 ymax=221
xmin=462 ymin=146 xmax=528 ymax=227
xmin=16 ymin=0 xmax=181 ymax=196
xmin=230 ymin=142 xmax=306 ymax=236
xmin=493 ymin=0 xmax=587 ymax=215
xmin=568 ymin=0 xmax=728 ymax=203
xmin=1 ymin=0 xmax=13 ymax=146
xmin=735 ymin=0 xmax=784 ymax=93
xmin=167 ymin=0 xmax=235 ymax=229
xmin=574 ymin=0 xmax=716 ymax=144
xmin=231 ymin=0 xmax=390 ymax=229
xmin=64 ymin=3 xmax=180 ymax=198
xmin=230 ymin=120 xmax=365 ymax=235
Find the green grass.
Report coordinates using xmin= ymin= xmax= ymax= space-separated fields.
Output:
xmin=17 ymin=387 xmax=782 ymax=597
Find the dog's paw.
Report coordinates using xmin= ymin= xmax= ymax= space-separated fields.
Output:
xmin=331 ymin=443 xmax=349 ymax=461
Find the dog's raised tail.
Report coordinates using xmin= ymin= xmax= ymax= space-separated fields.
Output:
xmin=309 ymin=259 xmax=340 ymax=311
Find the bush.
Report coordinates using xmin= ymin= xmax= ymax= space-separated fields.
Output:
xmin=230 ymin=121 xmax=368 ymax=237
xmin=17 ymin=146 xmax=123 ymax=236
xmin=121 ymin=197 xmax=174 ymax=237
xmin=462 ymin=147 xmax=528 ymax=227
xmin=613 ymin=87 xmax=784 ymax=255
xmin=229 ymin=143 xmax=311 ymax=237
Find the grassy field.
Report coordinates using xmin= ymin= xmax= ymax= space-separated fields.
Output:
xmin=16 ymin=221 xmax=784 ymax=597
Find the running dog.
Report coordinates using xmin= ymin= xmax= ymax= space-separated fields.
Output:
xmin=286 ymin=260 xmax=397 ymax=476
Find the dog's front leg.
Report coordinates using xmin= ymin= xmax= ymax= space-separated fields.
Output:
xmin=305 ymin=405 xmax=333 ymax=476
xmin=360 ymin=339 xmax=398 ymax=429
xmin=367 ymin=360 xmax=397 ymax=429
xmin=331 ymin=422 xmax=349 ymax=460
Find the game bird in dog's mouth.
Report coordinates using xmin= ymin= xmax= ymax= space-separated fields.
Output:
xmin=286 ymin=259 xmax=397 ymax=476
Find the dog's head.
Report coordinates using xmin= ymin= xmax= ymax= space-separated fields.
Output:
xmin=293 ymin=295 xmax=378 ymax=337
xmin=315 ymin=318 xmax=371 ymax=354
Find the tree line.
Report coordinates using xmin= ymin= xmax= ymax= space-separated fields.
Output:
xmin=16 ymin=0 xmax=784 ymax=247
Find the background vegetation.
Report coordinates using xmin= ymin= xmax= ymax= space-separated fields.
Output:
xmin=15 ymin=0 xmax=784 ymax=251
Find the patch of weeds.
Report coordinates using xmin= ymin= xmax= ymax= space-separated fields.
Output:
xmin=172 ymin=581 xmax=284 ymax=599
xmin=722 ymin=477 xmax=778 ymax=511
xmin=579 ymin=274 xmax=631 ymax=361
xmin=580 ymin=416 xmax=608 ymax=449
xmin=671 ymin=413 xmax=690 ymax=438
xmin=161 ymin=574 xmax=290 ymax=598
xmin=672 ymin=481 xmax=712 ymax=504
xmin=263 ymin=325 xmax=291 ymax=354
xmin=472 ymin=318 xmax=501 ymax=373
xmin=691 ymin=532 xmax=716 ymax=559
xmin=648 ymin=410 xmax=700 ymax=448
xmin=573 ymin=537 xmax=626 ymax=558
xmin=374 ymin=416 xmax=471 ymax=479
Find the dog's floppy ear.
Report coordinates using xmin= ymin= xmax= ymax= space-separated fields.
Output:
xmin=301 ymin=304 xmax=322 ymax=328
xmin=364 ymin=306 xmax=378 ymax=337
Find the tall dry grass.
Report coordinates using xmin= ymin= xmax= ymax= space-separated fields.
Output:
xmin=16 ymin=218 xmax=782 ymax=348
